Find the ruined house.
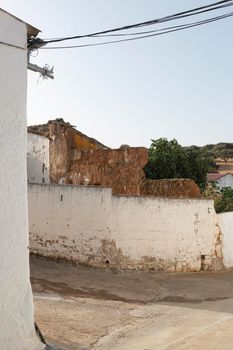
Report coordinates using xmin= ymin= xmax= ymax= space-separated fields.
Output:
xmin=27 ymin=118 xmax=202 ymax=198
xmin=27 ymin=119 xmax=225 ymax=273
xmin=28 ymin=118 xmax=108 ymax=183
xmin=28 ymin=118 xmax=149 ymax=195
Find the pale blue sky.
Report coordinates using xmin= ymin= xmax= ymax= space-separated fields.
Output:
xmin=3 ymin=1 xmax=233 ymax=148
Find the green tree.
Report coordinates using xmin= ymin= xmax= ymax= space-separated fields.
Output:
xmin=215 ymin=187 xmax=233 ymax=213
xmin=217 ymin=149 xmax=233 ymax=163
xmin=185 ymin=146 xmax=208 ymax=190
xmin=144 ymin=138 xmax=209 ymax=189
xmin=144 ymin=138 xmax=188 ymax=180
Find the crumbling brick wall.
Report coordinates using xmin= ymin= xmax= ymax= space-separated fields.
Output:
xmin=28 ymin=119 xmax=107 ymax=183
xmin=28 ymin=119 xmax=148 ymax=194
xmin=28 ymin=120 xmax=202 ymax=198
xmin=66 ymin=147 xmax=148 ymax=195
xmin=140 ymin=178 xmax=201 ymax=198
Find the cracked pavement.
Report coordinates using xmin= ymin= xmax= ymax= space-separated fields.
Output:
xmin=31 ymin=255 xmax=233 ymax=350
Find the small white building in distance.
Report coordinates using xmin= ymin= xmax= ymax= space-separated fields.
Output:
xmin=207 ymin=173 xmax=233 ymax=189
xmin=0 ymin=8 xmax=45 ymax=350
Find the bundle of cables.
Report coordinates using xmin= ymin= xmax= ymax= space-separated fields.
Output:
xmin=28 ymin=0 xmax=233 ymax=50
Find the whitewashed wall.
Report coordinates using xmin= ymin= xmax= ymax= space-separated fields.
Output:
xmin=28 ymin=183 xmax=219 ymax=272
xmin=218 ymin=174 xmax=233 ymax=189
xmin=218 ymin=212 xmax=233 ymax=268
xmin=0 ymin=10 xmax=43 ymax=350
xmin=27 ymin=132 xmax=50 ymax=184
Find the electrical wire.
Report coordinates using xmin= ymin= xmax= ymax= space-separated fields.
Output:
xmin=41 ymin=0 xmax=233 ymax=44
xmin=91 ymin=11 xmax=233 ymax=37
xmin=41 ymin=11 xmax=233 ymax=50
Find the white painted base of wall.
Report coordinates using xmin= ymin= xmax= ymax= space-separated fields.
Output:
xmin=28 ymin=183 xmax=220 ymax=272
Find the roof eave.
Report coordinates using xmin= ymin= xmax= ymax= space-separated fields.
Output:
xmin=0 ymin=8 xmax=40 ymax=38
xmin=26 ymin=23 xmax=40 ymax=39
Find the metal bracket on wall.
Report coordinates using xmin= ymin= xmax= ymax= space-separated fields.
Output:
xmin=27 ymin=47 xmax=54 ymax=80
xmin=27 ymin=62 xmax=54 ymax=79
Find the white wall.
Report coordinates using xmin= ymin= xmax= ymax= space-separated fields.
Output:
xmin=28 ymin=183 xmax=220 ymax=272
xmin=0 ymin=10 xmax=43 ymax=350
xmin=218 ymin=174 xmax=233 ymax=189
xmin=217 ymin=174 xmax=233 ymax=188
xmin=218 ymin=212 xmax=233 ymax=268
xmin=27 ymin=132 xmax=50 ymax=184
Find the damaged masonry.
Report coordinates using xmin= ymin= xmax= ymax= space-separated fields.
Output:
xmin=27 ymin=118 xmax=227 ymax=273
xmin=3 ymin=3 xmax=233 ymax=349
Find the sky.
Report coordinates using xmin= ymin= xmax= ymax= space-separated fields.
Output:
xmin=3 ymin=1 xmax=233 ymax=148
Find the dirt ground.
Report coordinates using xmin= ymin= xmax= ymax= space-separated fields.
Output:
xmin=31 ymin=255 xmax=233 ymax=350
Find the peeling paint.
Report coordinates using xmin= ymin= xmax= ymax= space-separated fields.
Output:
xmin=28 ymin=183 xmax=224 ymax=272
xmin=211 ymin=221 xmax=224 ymax=270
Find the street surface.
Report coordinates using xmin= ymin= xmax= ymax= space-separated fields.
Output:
xmin=31 ymin=255 xmax=233 ymax=350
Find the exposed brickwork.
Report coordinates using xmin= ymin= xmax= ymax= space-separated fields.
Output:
xmin=140 ymin=178 xmax=201 ymax=198
xmin=28 ymin=120 xmax=202 ymax=198
xmin=66 ymin=147 xmax=148 ymax=195
xmin=28 ymin=119 xmax=107 ymax=183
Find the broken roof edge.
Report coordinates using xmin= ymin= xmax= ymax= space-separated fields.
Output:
xmin=28 ymin=119 xmax=109 ymax=149
xmin=47 ymin=118 xmax=109 ymax=149
xmin=72 ymin=128 xmax=109 ymax=149
xmin=0 ymin=8 xmax=40 ymax=38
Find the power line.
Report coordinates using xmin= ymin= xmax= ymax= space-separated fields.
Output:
xmin=41 ymin=11 xmax=233 ymax=50
xmin=89 ymin=11 xmax=233 ymax=37
xmin=40 ymin=0 xmax=233 ymax=45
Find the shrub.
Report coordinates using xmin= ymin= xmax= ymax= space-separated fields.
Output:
xmin=214 ymin=187 xmax=233 ymax=213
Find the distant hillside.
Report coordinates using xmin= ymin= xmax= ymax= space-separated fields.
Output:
xmin=215 ymin=158 xmax=233 ymax=174
xmin=185 ymin=143 xmax=233 ymax=174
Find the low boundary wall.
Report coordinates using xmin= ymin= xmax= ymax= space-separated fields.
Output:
xmin=218 ymin=212 xmax=233 ymax=268
xmin=28 ymin=183 xmax=221 ymax=272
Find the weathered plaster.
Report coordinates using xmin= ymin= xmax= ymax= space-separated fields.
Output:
xmin=27 ymin=132 xmax=50 ymax=184
xmin=218 ymin=212 xmax=233 ymax=268
xmin=28 ymin=183 xmax=218 ymax=272
xmin=66 ymin=147 xmax=148 ymax=195
xmin=0 ymin=9 xmax=44 ymax=350
xmin=28 ymin=119 xmax=107 ymax=183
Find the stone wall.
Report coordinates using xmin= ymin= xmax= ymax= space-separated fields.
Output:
xmin=140 ymin=178 xmax=201 ymax=198
xmin=28 ymin=119 xmax=107 ymax=183
xmin=66 ymin=147 xmax=148 ymax=195
xmin=28 ymin=120 xmax=149 ymax=195
xmin=28 ymin=183 xmax=221 ymax=272
xmin=28 ymin=120 xmax=203 ymax=198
